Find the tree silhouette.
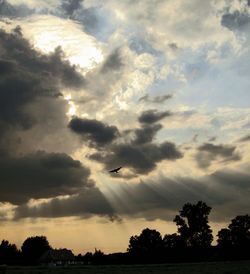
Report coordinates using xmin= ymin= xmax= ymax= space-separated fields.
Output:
xmin=21 ymin=236 xmax=51 ymax=264
xmin=217 ymin=215 xmax=250 ymax=249
xmin=163 ymin=233 xmax=185 ymax=249
xmin=92 ymin=249 xmax=105 ymax=265
xmin=217 ymin=228 xmax=232 ymax=249
xmin=174 ymin=201 xmax=213 ymax=248
xmin=0 ymin=240 xmax=19 ymax=264
xmin=83 ymin=252 xmax=93 ymax=264
xmin=127 ymin=228 xmax=163 ymax=261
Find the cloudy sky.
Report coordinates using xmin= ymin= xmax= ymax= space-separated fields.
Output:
xmin=0 ymin=0 xmax=250 ymax=254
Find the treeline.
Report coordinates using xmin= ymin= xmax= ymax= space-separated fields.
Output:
xmin=125 ymin=201 xmax=250 ymax=263
xmin=1 ymin=201 xmax=250 ymax=265
xmin=0 ymin=236 xmax=51 ymax=265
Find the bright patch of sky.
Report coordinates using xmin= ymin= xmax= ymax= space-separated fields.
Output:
xmin=17 ymin=15 xmax=104 ymax=69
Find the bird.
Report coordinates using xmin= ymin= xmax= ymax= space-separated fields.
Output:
xmin=109 ymin=166 xmax=122 ymax=173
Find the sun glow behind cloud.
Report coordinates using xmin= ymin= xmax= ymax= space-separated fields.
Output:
xmin=19 ymin=15 xmax=104 ymax=69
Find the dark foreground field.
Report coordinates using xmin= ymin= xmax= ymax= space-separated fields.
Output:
xmin=1 ymin=261 xmax=250 ymax=274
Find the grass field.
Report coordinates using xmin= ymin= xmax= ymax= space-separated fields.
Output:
xmin=1 ymin=260 xmax=250 ymax=274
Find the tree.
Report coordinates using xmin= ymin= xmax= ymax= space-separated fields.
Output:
xmin=21 ymin=236 xmax=51 ymax=264
xmin=163 ymin=233 xmax=185 ymax=249
xmin=83 ymin=252 xmax=93 ymax=264
xmin=0 ymin=240 xmax=19 ymax=264
xmin=127 ymin=228 xmax=163 ymax=260
xmin=217 ymin=228 xmax=232 ymax=248
xmin=92 ymin=249 xmax=105 ymax=264
xmin=217 ymin=215 xmax=250 ymax=248
xmin=174 ymin=201 xmax=213 ymax=248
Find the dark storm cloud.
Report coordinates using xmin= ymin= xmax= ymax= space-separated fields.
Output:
xmin=80 ymin=109 xmax=181 ymax=176
xmin=196 ymin=143 xmax=241 ymax=169
xmin=68 ymin=117 xmax=119 ymax=146
xmin=101 ymin=49 xmax=123 ymax=73
xmin=0 ymin=59 xmax=15 ymax=73
xmin=0 ymin=29 xmax=95 ymax=207
xmin=221 ymin=10 xmax=250 ymax=31
xmin=0 ymin=28 xmax=85 ymax=157
xmin=0 ymin=151 xmax=90 ymax=205
xmin=61 ymin=0 xmax=83 ymax=17
xmin=14 ymin=186 xmax=115 ymax=219
xmin=0 ymin=28 xmax=84 ymax=134
xmin=198 ymin=143 xmax=236 ymax=156
xmin=239 ymin=134 xmax=250 ymax=142
xmin=90 ymin=141 xmax=183 ymax=175
xmin=132 ymin=124 xmax=162 ymax=145
xmin=138 ymin=109 xmax=172 ymax=124
xmin=138 ymin=94 xmax=173 ymax=104
xmin=211 ymin=168 xmax=250 ymax=189
xmin=0 ymin=30 xmax=84 ymax=122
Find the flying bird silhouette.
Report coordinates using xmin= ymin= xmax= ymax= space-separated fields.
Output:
xmin=109 ymin=166 xmax=122 ymax=173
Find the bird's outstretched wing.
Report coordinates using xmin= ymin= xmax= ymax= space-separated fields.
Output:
xmin=109 ymin=166 xmax=122 ymax=173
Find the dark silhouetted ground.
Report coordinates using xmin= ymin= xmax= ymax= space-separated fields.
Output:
xmin=1 ymin=260 xmax=250 ymax=274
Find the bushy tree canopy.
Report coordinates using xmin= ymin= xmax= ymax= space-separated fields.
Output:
xmin=217 ymin=215 xmax=250 ymax=248
xmin=174 ymin=201 xmax=213 ymax=248
xmin=0 ymin=240 xmax=19 ymax=264
xmin=127 ymin=228 xmax=163 ymax=258
xmin=163 ymin=233 xmax=185 ymax=249
xmin=21 ymin=236 xmax=51 ymax=263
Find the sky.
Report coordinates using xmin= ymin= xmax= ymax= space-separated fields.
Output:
xmin=0 ymin=0 xmax=250 ymax=254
